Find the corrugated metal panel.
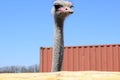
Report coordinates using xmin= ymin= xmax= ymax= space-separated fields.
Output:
xmin=40 ymin=44 xmax=120 ymax=72
xmin=40 ymin=47 xmax=43 ymax=72
xmin=40 ymin=47 xmax=52 ymax=72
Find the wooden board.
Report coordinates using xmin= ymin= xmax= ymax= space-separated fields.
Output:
xmin=0 ymin=71 xmax=120 ymax=80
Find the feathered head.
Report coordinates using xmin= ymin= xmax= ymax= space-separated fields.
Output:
xmin=52 ymin=0 xmax=73 ymax=19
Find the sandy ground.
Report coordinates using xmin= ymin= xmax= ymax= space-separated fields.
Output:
xmin=0 ymin=71 xmax=120 ymax=80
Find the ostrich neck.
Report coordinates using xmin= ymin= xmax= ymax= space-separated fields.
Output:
xmin=51 ymin=16 xmax=65 ymax=72
xmin=54 ymin=17 xmax=64 ymax=43
xmin=53 ymin=17 xmax=64 ymax=53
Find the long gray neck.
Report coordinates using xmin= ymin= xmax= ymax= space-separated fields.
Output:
xmin=51 ymin=16 xmax=64 ymax=72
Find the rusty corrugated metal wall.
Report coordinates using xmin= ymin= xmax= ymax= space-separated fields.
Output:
xmin=40 ymin=44 xmax=120 ymax=72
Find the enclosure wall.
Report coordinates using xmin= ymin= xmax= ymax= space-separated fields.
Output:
xmin=40 ymin=44 xmax=120 ymax=72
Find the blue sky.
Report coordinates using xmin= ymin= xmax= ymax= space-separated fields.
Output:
xmin=0 ymin=0 xmax=120 ymax=67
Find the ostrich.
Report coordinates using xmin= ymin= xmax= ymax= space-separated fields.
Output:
xmin=51 ymin=0 xmax=73 ymax=72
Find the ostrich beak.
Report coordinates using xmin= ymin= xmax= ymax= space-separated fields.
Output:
xmin=69 ymin=10 xmax=74 ymax=14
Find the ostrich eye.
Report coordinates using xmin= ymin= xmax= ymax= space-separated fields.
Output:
xmin=54 ymin=5 xmax=63 ymax=9
xmin=70 ymin=5 xmax=73 ymax=8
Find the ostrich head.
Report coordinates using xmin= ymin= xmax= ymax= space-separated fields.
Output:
xmin=52 ymin=0 xmax=73 ymax=20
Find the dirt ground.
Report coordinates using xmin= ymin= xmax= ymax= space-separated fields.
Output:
xmin=0 ymin=71 xmax=120 ymax=80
